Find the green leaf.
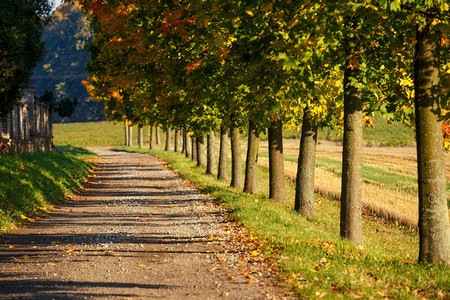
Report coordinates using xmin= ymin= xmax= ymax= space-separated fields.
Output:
xmin=390 ymin=1 xmax=401 ymax=11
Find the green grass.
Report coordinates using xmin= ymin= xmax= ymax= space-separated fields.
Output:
xmin=260 ymin=116 xmax=416 ymax=146
xmin=114 ymin=145 xmax=449 ymax=299
xmin=53 ymin=121 xmax=151 ymax=147
xmin=0 ymin=146 xmax=96 ymax=232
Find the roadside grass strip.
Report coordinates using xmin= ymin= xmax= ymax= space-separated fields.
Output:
xmin=0 ymin=146 xmax=96 ymax=232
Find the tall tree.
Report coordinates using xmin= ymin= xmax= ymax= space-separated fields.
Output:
xmin=0 ymin=0 xmax=51 ymax=113
xmin=414 ymin=20 xmax=449 ymax=264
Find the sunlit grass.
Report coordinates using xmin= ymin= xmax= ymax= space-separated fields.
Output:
xmin=0 ymin=147 xmax=96 ymax=232
xmin=114 ymin=144 xmax=449 ymax=299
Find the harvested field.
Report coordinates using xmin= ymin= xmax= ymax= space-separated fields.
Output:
xmin=258 ymin=139 xmax=450 ymax=228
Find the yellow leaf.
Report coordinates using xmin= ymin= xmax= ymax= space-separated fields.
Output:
xmin=138 ymin=264 xmax=146 ymax=267
xmin=22 ymin=255 xmax=29 ymax=259
xmin=250 ymin=250 xmax=259 ymax=256
xmin=310 ymin=269 xmax=318 ymax=273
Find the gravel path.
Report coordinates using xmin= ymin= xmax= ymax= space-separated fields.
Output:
xmin=0 ymin=149 xmax=294 ymax=299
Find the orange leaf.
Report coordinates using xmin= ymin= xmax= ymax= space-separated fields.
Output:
xmin=19 ymin=165 xmax=25 ymax=170
xmin=9 ymin=245 xmax=14 ymax=249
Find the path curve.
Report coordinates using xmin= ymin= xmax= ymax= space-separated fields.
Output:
xmin=0 ymin=149 xmax=293 ymax=299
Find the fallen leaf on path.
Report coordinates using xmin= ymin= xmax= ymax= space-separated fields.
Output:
xmin=8 ymin=245 xmax=14 ymax=249
xmin=140 ymin=219 xmax=148 ymax=222
xmin=138 ymin=264 xmax=146 ymax=267
xmin=22 ymin=255 xmax=29 ymax=259
xmin=104 ymin=250 xmax=115 ymax=256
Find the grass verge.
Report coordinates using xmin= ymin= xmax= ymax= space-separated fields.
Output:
xmin=0 ymin=146 xmax=96 ymax=232
xmin=114 ymin=145 xmax=449 ymax=299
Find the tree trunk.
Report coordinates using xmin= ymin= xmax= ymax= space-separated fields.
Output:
xmin=207 ymin=130 xmax=217 ymax=175
xmin=124 ymin=120 xmax=129 ymax=146
xmin=196 ymin=135 xmax=206 ymax=167
xmin=174 ymin=129 xmax=179 ymax=152
xmin=128 ymin=125 xmax=133 ymax=147
xmin=191 ymin=137 xmax=197 ymax=161
xmin=185 ymin=130 xmax=191 ymax=158
xmin=165 ymin=127 xmax=171 ymax=151
xmin=217 ymin=127 xmax=228 ymax=180
xmin=340 ymin=55 xmax=363 ymax=243
xmin=181 ymin=128 xmax=186 ymax=154
xmin=244 ymin=120 xmax=259 ymax=194
xmin=295 ymin=106 xmax=318 ymax=216
xmin=155 ymin=126 xmax=160 ymax=144
xmin=268 ymin=115 xmax=285 ymax=203
xmin=138 ymin=126 xmax=144 ymax=148
xmin=415 ymin=24 xmax=449 ymax=264
xmin=148 ymin=126 xmax=153 ymax=150
xmin=230 ymin=126 xmax=243 ymax=188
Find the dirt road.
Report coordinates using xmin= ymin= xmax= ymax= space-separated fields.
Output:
xmin=0 ymin=149 xmax=293 ymax=299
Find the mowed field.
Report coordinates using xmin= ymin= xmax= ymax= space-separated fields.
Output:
xmin=54 ymin=121 xmax=450 ymax=228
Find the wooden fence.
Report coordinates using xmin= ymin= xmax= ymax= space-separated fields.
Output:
xmin=0 ymin=87 xmax=53 ymax=152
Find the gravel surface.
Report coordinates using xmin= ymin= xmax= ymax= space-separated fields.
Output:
xmin=0 ymin=149 xmax=295 ymax=299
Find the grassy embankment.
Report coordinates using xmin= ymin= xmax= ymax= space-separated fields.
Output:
xmin=0 ymin=147 xmax=96 ymax=232
xmin=115 ymin=144 xmax=448 ymax=299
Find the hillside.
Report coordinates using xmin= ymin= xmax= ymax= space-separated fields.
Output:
xmin=31 ymin=2 xmax=104 ymax=123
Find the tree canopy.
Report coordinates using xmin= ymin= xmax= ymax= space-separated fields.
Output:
xmin=0 ymin=0 xmax=52 ymax=114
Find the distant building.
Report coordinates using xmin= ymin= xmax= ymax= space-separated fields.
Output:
xmin=0 ymin=87 xmax=53 ymax=152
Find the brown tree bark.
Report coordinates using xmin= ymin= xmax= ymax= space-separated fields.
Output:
xmin=181 ymin=128 xmax=186 ymax=154
xmin=191 ymin=137 xmax=197 ymax=161
xmin=174 ymin=129 xmax=179 ymax=152
xmin=295 ymin=106 xmax=318 ymax=216
xmin=155 ymin=126 xmax=160 ymax=144
xmin=414 ymin=24 xmax=449 ymax=264
xmin=340 ymin=55 xmax=363 ymax=243
xmin=138 ymin=126 xmax=144 ymax=148
xmin=244 ymin=120 xmax=259 ymax=194
xmin=165 ymin=127 xmax=171 ymax=151
xmin=197 ymin=135 xmax=207 ymax=167
xmin=230 ymin=126 xmax=243 ymax=188
xmin=207 ymin=130 xmax=217 ymax=175
xmin=185 ymin=129 xmax=191 ymax=158
xmin=128 ymin=125 xmax=133 ymax=147
xmin=268 ymin=115 xmax=285 ymax=203
xmin=148 ymin=126 xmax=153 ymax=150
xmin=124 ymin=120 xmax=129 ymax=146
xmin=217 ymin=127 xmax=228 ymax=180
